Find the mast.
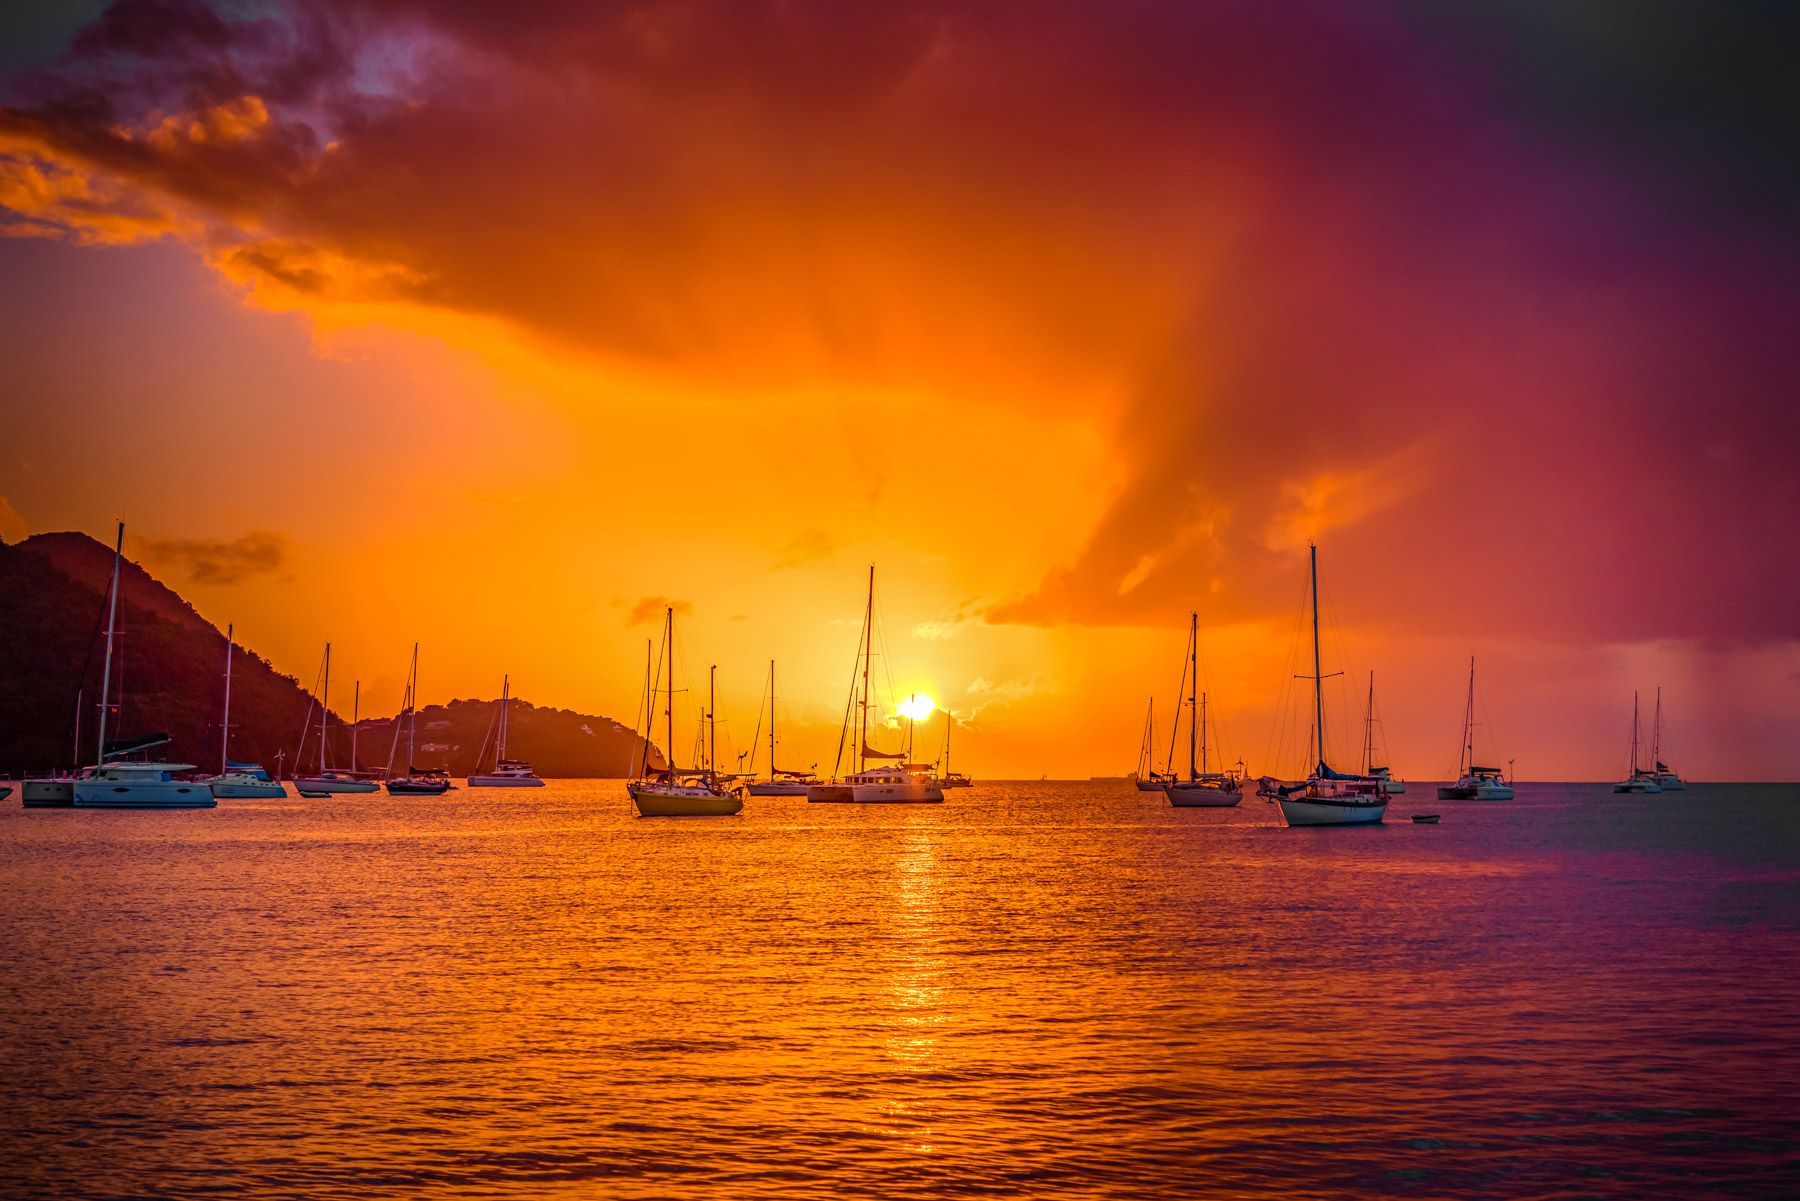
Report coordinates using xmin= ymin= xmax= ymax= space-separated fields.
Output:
xmin=1629 ymin=690 xmax=1641 ymax=776
xmin=1461 ymin=658 xmax=1476 ymax=776
xmin=351 ymin=681 xmax=360 ymax=772
xmin=320 ymin=642 xmax=332 ymax=774
xmin=220 ymin=622 xmax=234 ymax=773
xmin=72 ymin=688 xmax=82 ymax=770
xmin=860 ymin=565 xmax=874 ymax=773
xmin=1200 ymin=692 xmax=1209 ymax=776
xmin=1187 ymin=612 xmax=1198 ymax=779
xmin=945 ymin=711 xmax=952 ymax=777
xmin=407 ymin=642 xmax=419 ymax=771
xmin=94 ymin=521 xmax=123 ymax=766
xmin=1310 ymin=542 xmax=1325 ymax=771
xmin=665 ymin=607 xmax=675 ymax=778
xmin=1363 ymin=672 xmax=1375 ymax=774
xmin=769 ymin=660 xmax=778 ymax=777
xmin=708 ymin=664 xmax=717 ymax=783
xmin=499 ymin=674 xmax=510 ymax=765
xmin=1140 ymin=698 xmax=1154 ymax=777
xmin=1651 ymin=686 xmax=1662 ymax=767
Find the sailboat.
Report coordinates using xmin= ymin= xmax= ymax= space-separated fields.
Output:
xmin=468 ymin=675 xmax=545 ymax=786
xmin=1436 ymin=657 xmax=1513 ymax=800
xmin=203 ymin=623 xmax=287 ymax=798
xmin=1359 ymin=673 xmax=1406 ymax=793
xmin=1258 ymin=544 xmax=1388 ymax=827
xmin=21 ymin=690 xmax=85 ymax=806
xmin=744 ymin=660 xmax=816 ymax=796
xmin=628 ymin=608 xmax=743 ymax=815
xmin=293 ymin=645 xmax=383 ymax=794
xmin=1613 ymin=691 xmax=1662 ymax=793
xmin=1164 ymin=612 xmax=1242 ymax=807
xmin=936 ymin=713 xmax=972 ymax=789
xmin=72 ymin=522 xmax=214 ymax=809
xmin=1133 ymin=698 xmax=1167 ymax=790
xmin=808 ymin=566 xmax=945 ymax=803
xmin=1648 ymin=687 xmax=1686 ymax=790
xmin=385 ymin=643 xmax=452 ymax=795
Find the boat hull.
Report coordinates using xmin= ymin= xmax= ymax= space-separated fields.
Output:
xmin=22 ymin=779 xmax=76 ymax=807
xmin=387 ymin=779 xmax=452 ymax=795
xmin=1134 ymin=779 xmax=1167 ymax=792
xmin=1654 ymin=775 xmax=1686 ymax=791
xmin=807 ymin=781 xmax=944 ymax=803
xmin=1166 ymin=783 xmax=1242 ymax=808
xmin=74 ymin=780 xmax=216 ymax=809
xmin=207 ymin=782 xmax=288 ymax=799
xmin=466 ymin=775 xmax=546 ymax=787
xmin=293 ymin=776 xmax=382 ymax=794
xmin=1380 ymin=779 xmax=1407 ymax=794
xmin=630 ymin=785 xmax=743 ymax=816
xmin=1613 ymin=781 xmax=1661 ymax=793
xmin=746 ymin=780 xmax=811 ymax=796
xmin=1277 ymin=796 xmax=1387 ymax=827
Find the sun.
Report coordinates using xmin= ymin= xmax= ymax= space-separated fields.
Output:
xmin=896 ymin=693 xmax=937 ymax=721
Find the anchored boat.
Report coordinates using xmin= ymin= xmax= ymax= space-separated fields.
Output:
xmin=1436 ymin=657 xmax=1513 ymax=800
xmin=1163 ymin=611 xmax=1242 ymax=808
xmin=468 ymin=675 xmax=545 ymax=786
xmin=628 ymin=608 xmax=743 ymax=816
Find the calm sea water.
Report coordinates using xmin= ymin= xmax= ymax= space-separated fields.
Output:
xmin=2 ymin=781 xmax=1796 ymax=1199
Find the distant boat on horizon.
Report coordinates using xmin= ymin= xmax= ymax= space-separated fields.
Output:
xmin=468 ymin=674 xmax=545 ymax=787
xmin=1614 ymin=690 xmax=1662 ymax=793
xmin=1649 ymin=686 xmax=1686 ymax=790
xmin=743 ymin=659 xmax=816 ymax=796
xmin=1359 ymin=672 xmax=1406 ymax=793
xmin=1132 ymin=697 xmax=1168 ymax=790
xmin=1437 ymin=657 xmax=1513 ymax=800
xmin=386 ymin=643 xmax=452 ymax=796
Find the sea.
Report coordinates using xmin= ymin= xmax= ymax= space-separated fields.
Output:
xmin=2 ymin=781 xmax=1796 ymax=1199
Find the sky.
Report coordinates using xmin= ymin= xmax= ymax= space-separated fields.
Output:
xmin=1 ymin=0 xmax=1796 ymax=780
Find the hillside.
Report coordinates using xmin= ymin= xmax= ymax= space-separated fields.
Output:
xmin=0 ymin=531 xmax=655 ymax=777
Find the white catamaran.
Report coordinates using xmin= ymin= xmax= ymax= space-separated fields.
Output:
xmin=1258 ymin=544 xmax=1388 ymax=827
xmin=1648 ymin=686 xmax=1686 ymax=790
xmin=1164 ymin=612 xmax=1243 ymax=807
xmin=628 ymin=608 xmax=743 ymax=816
xmin=203 ymin=622 xmax=287 ymax=798
xmin=468 ymin=675 xmax=545 ymax=786
xmin=744 ymin=660 xmax=816 ymax=796
xmin=808 ymin=566 xmax=944 ymax=804
xmin=1436 ymin=657 xmax=1513 ymax=800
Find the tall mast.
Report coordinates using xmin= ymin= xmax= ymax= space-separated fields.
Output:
xmin=1462 ymin=658 xmax=1476 ymax=776
xmin=499 ymin=674 xmax=510 ymax=763
xmin=1200 ymin=692 xmax=1209 ymax=775
xmin=94 ymin=521 xmax=123 ymax=767
xmin=665 ymin=608 xmax=675 ymax=776
xmin=72 ymin=688 xmax=82 ymax=770
xmin=708 ymin=664 xmax=717 ymax=782
xmin=407 ymin=642 xmax=419 ymax=770
xmin=1310 ymin=542 xmax=1325 ymax=772
xmin=860 ymin=564 xmax=874 ymax=773
xmin=320 ymin=642 xmax=332 ymax=774
xmin=1651 ymin=686 xmax=1662 ymax=766
xmin=1629 ymin=690 xmax=1640 ymax=776
xmin=945 ymin=711 xmax=952 ymax=776
xmin=1363 ymin=672 xmax=1375 ymax=774
xmin=769 ymin=660 xmax=777 ymax=776
xmin=351 ymin=681 xmax=360 ymax=771
xmin=220 ymin=622 xmax=234 ymax=774
xmin=1188 ymin=612 xmax=1198 ymax=779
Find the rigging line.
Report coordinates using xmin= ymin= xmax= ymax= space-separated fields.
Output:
xmin=1162 ymin=624 xmax=1189 ymax=776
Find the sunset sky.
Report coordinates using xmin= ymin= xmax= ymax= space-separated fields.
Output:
xmin=2 ymin=1 xmax=1795 ymax=779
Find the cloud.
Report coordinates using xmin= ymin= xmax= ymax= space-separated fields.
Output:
xmin=140 ymin=529 xmax=288 ymax=584
xmin=0 ymin=494 xmax=27 ymax=542
xmin=626 ymin=596 xmax=692 ymax=626
xmin=770 ymin=528 xmax=839 ymax=571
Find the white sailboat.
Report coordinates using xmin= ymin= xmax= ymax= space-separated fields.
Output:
xmin=468 ymin=675 xmax=545 ymax=786
xmin=1613 ymin=690 xmax=1662 ymax=793
xmin=628 ymin=608 xmax=743 ymax=816
xmin=1649 ymin=687 xmax=1686 ymax=790
xmin=203 ymin=622 xmax=287 ymax=798
xmin=1258 ymin=544 xmax=1388 ymax=827
xmin=293 ymin=645 xmax=382 ymax=794
xmin=936 ymin=712 xmax=972 ymax=789
xmin=72 ymin=522 xmax=214 ymax=809
xmin=808 ymin=566 xmax=944 ymax=804
xmin=1164 ymin=612 xmax=1242 ymax=807
xmin=1133 ymin=698 xmax=1168 ymax=790
xmin=1436 ymin=657 xmax=1513 ymax=800
xmin=386 ymin=643 xmax=452 ymax=795
xmin=744 ymin=660 xmax=817 ymax=796
xmin=1359 ymin=673 xmax=1406 ymax=793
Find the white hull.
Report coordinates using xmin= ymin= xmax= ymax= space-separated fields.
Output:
xmin=22 ymin=779 xmax=76 ymax=806
xmin=807 ymin=781 xmax=945 ymax=803
xmin=207 ymin=781 xmax=288 ymax=799
xmin=1277 ymin=796 xmax=1386 ymax=827
xmin=292 ymin=776 xmax=382 ymax=794
xmin=1614 ymin=780 xmax=1661 ymax=794
xmin=630 ymin=782 xmax=742 ymax=816
xmin=1381 ymin=779 xmax=1406 ymax=794
xmin=746 ymin=780 xmax=811 ymax=796
xmin=1165 ymin=782 xmax=1242 ymax=808
xmin=467 ymin=775 xmax=546 ymax=787
xmin=74 ymin=780 xmax=215 ymax=808
xmin=1654 ymin=775 xmax=1686 ymax=791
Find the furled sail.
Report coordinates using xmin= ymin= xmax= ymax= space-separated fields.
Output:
xmin=861 ymin=743 xmax=905 ymax=760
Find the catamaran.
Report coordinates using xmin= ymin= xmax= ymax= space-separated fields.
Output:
xmin=1436 ymin=657 xmax=1513 ymax=800
xmin=293 ymin=645 xmax=382 ymax=794
xmin=1133 ymin=698 xmax=1167 ymax=790
xmin=1164 ymin=612 xmax=1242 ymax=807
xmin=1258 ymin=544 xmax=1388 ymax=827
xmin=203 ymin=623 xmax=287 ymax=798
xmin=1358 ymin=673 xmax=1406 ymax=793
xmin=385 ymin=643 xmax=451 ymax=795
xmin=1648 ymin=687 xmax=1686 ymax=790
xmin=628 ymin=608 xmax=743 ymax=815
xmin=1613 ymin=691 xmax=1662 ymax=793
xmin=744 ymin=660 xmax=817 ymax=796
xmin=71 ymin=522 xmax=214 ymax=809
xmin=808 ymin=566 xmax=944 ymax=804
xmin=468 ymin=675 xmax=545 ymax=786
